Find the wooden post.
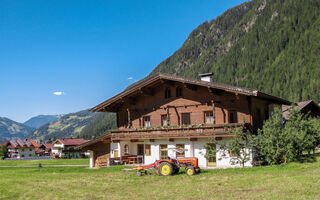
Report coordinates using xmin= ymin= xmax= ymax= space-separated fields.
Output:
xmin=174 ymin=107 xmax=180 ymax=125
xmin=127 ymin=108 xmax=132 ymax=128
xmin=222 ymin=108 xmax=226 ymax=123
xmin=166 ymin=107 xmax=170 ymax=126
xmin=211 ymin=100 xmax=216 ymax=124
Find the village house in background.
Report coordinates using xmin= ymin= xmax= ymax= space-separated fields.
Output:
xmin=36 ymin=143 xmax=53 ymax=156
xmin=282 ymin=100 xmax=320 ymax=120
xmin=79 ymin=73 xmax=291 ymax=168
xmin=0 ymin=141 xmax=9 ymax=148
xmin=7 ymin=139 xmax=39 ymax=158
xmin=52 ymin=138 xmax=88 ymax=158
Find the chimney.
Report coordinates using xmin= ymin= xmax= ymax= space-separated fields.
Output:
xmin=199 ymin=72 xmax=214 ymax=82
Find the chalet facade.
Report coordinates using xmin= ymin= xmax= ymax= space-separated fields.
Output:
xmin=37 ymin=143 xmax=53 ymax=156
xmin=7 ymin=139 xmax=39 ymax=158
xmin=79 ymin=73 xmax=290 ymax=168
xmin=51 ymin=138 xmax=88 ymax=158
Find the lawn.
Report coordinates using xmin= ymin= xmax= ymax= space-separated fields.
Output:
xmin=0 ymin=159 xmax=89 ymax=166
xmin=0 ymin=156 xmax=320 ymax=200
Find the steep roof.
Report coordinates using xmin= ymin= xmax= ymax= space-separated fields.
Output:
xmin=282 ymin=100 xmax=320 ymax=119
xmin=8 ymin=139 xmax=39 ymax=148
xmin=91 ymin=73 xmax=291 ymax=112
xmin=56 ymin=138 xmax=88 ymax=146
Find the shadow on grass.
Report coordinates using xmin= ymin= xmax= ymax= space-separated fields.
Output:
xmin=296 ymin=153 xmax=319 ymax=163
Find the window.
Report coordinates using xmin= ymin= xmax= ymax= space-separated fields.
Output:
xmin=160 ymin=144 xmax=168 ymax=159
xmin=204 ymin=111 xmax=214 ymax=124
xmin=143 ymin=116 xmax=151 ymax=127
xmin=176 ymin=86 xmax=182 ymax=97
xmin=161 ymin=115 xmax=168 ymax=126
xmin=124 ymin=144 xmax=129 ymax=155
xmin=229 ymin=111 xmax=238 ymax=123
xmin=182 ymin=113 xmax=191 ymax=125
xmin=145 ymin=144 xmax=151 ymax=156
xmin=165 ymin=88 xmax=171 ymax=99
xmin=176 ymin=144 xmax=185 ymax=157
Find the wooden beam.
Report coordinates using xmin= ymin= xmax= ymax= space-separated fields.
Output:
xmin=211 ymin=100 xmax=216 ymax=124
xmin=127 ymin=108 xmax=132 ymax=128
xmin=163 ymin=80 xmax=175 ymax=86
xmin=140 ymin=88 xmax=154 ymax=96
xmin=190 ymin=138 xmax=198 ymax=141
xmin=166 ymin=107 xmax=170 ymax=126
xmin=184 ymin=83 xmax=198 ymax=91
xmin=174 ymin=107 xmax=180 ymax=125
xmin=130 ymin=139 xmax=140 ymax=142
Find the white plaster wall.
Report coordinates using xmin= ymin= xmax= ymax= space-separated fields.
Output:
xmin=89 ymin=151 xmax=94 ymax=168
xmin=144 ymin=139 xmax=193 ymax=165
xmin=216 ymin=143 xmax=253 ymax=168
xmin=17 ymin=148 xmax=35 ymax=158
xmin=193 ymin=139 xmax=208 ymax=168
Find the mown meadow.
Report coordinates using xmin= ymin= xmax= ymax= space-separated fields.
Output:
xmin=0 ymin=156 xmax=320 ymax=200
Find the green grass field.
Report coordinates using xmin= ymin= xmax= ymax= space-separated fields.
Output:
xmin=0 ymin=157 xmax=320 ymax=200
xmin=0 ymin=159 xmax=89 ymax=166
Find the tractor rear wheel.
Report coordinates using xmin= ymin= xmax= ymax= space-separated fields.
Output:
xmin=158 ymin=162 xmax=173 ymax=176
xmin=185 ymin=166 xmax=195 ymax=176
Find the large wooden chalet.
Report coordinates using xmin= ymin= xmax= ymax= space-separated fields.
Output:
xmin=79 ymin=73 xmax=290 ymax=168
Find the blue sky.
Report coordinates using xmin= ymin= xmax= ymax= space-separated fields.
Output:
xmin=0 ymin=0 xmax=247 ymax=123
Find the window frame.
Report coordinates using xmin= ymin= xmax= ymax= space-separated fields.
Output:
xmin=229 ymin=110 xmax=238 ymax=123
xmin=143 ymin=116 xmax=151 ymax=127
xmin=204 ymin=111 xmax=214 ymax=124
xmin=161 ymin=114 xmax=168 ymax=126
xmin=176 ymin=86 xmax=182 ymax=97
xmin=181 ymin=113 xmax=191 ymax=125
xmin=124 ymin=144 xmax=129 ymax=155
xmin=165 ymin=88 xmax=171 ymax=99
xmin=176 ymin=144 xmax=185 ymax=158
xmin=159 ymin=144 xmax=168 ymax=159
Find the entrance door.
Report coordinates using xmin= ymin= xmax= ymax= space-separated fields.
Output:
xmin=137 ymin=144 xmax=144 ymax=155
xmin=137 ymin=144 xmax=144 ymax=164
xmin=207 ymin=144 xmax=216 ymax=167
xmin=114 ymin=150 xmax=119 ymax=158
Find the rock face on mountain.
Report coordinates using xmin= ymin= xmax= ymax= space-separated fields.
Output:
xmin=23 ymin=115 xmax=62 ymax=129
xmin=29 ymin=110 xmax=99 ymax=141
xmin=0 ymin=117 xmax=35 ymax=140
xmin=151 ymin=0 xmax=320 ymax=103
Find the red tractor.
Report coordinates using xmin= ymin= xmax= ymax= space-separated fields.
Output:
xmin=133 ymin=157 xmax=200 ymax=176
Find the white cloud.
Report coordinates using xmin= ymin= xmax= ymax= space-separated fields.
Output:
xmin=53 ymin=91 xmax=65 ymax=96
xmin=128 ymin=77 xmax=133 ymax=80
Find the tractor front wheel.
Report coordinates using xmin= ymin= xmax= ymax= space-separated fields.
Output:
xmin=185 ymin=166 xmax=195 ymax=176
xmin=158 ymin=162 xmax=173 ymax=176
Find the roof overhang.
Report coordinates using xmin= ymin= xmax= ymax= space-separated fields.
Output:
xmin=91 ymin=73 xmax=291 ymax=112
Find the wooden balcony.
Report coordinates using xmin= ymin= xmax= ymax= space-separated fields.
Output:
xmin=110 ymin=123 xmax=247 ymax=140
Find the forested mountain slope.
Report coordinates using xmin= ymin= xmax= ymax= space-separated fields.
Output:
xmin=151 ymin=0 xmax=320 ymax=103
xmin=29 ymin=110 xmax=99 ymax=141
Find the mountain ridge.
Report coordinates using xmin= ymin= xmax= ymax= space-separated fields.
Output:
xmin=23 ymin=114 xmax=63 ymax=128
xmin=0 ymin=117 xmax=35 ymax=140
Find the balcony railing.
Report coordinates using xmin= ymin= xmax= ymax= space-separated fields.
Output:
xmin=110 ymin=123 xmax=246 ymax=140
